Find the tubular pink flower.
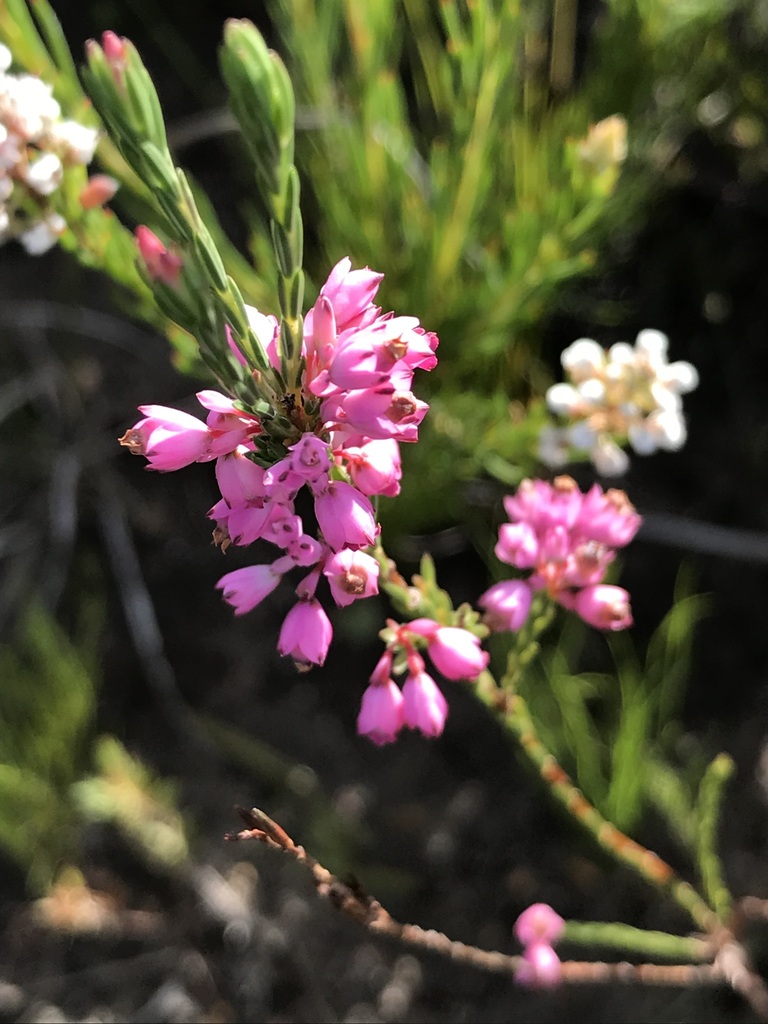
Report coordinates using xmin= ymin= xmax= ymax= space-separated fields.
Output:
xmin=277 ymin=598 xmax=333 ymax=667
xmin=314 ymin=481 xmax=378 ymax=551
xmin=324 ymin=384 xmax=429 ymax=442
xmin=478 ymin=579 xmax=533 ymax=632
xmin=357 ymin=678 xmax=405 ymax=746
xmin=516 ymin=943 xmax=562 ymax=989
xmin=495 ymin=522 xmax=539 ymax=569
xmin=514 ymin=903 xmax=566 ymax=947
xmin=402 ymin=670 xmax=448 ymax=738
xmin=315 ymin=256 xmax=383 ymax=331
xmin=575 ymin=484 xmax=641 ymax=547
xmin=425 ymin=627 xmax=489 ymax=681
xmin=288 ymin=435 xmax=333 ymax=483
xmin=215 ymin=450 xmax=266 ymax=507
xmin=323 ymin=549 xmax=380 ymax=607
xmin=197 ymin=391 xmax=262 ymax=455
xmin=568 ymin=584 xmax=633 ymax=630
xmin=338 ymin=438 xmax=402 ymax=497
xmin=227 ymin=499 xmax=293 ymax=547
xmin=134 ymin=226 xmax=183 ymax=287
xmin=504 ymin=476 xmax=583 ymax=532
xmin=216 ymin=561 xmax=286 ymax=615
xmin=119 ymin=405 xmax=210 ymax=471
xmin=288 ymin=535 xmax=326 ymax=567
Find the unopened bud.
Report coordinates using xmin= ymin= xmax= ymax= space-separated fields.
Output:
xmin=80 ymin=174 xmax=119 ymax=209
xmin=135 ymin=226 xmax=183 ymax=286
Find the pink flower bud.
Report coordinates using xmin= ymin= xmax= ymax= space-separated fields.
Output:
xmin=478 ymin=579 xmax=533 ymax=632
xmin=216 ymin=562 xmax=284 ymax=615
xmin=314 ymin=481 xmax=378 ymax=551
xmin=135 ymin=226 xmax=183 ymax=287
xmin=425 ymin=627 xmax=489 ymax=681
xmin=118 ymin=405 xmax=210 ymax=470
xmin=402 ymin=670 xmax=448 ymax=738
xmin=79 ymin=174 xmax=118 ymax=209
xmin=357 ymin=679 xmax=405 ymax=746
xmin=514 ymin=903 xmax=566 ymax=947
xmin=323 ymin=549 xmax=380 ymax=607
xmin=277 ymin=598 xmax=333 ymax=667
xmin=571 ymin=583 xmax=633 ymax=630
xmin=102 ymin=31 xmax=127 ymax=66
xmin=516 ymin=943 xmax=562 ymax=989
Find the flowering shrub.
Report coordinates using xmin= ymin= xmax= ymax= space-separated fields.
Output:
xmin=2 ymin=6 xmax=767 ymax=1022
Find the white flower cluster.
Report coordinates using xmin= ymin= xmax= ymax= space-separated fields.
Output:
xmin=0 ymin=43 xmax=99 ymax=254
xmin=540 ymin=329 xmax=699 ymax=476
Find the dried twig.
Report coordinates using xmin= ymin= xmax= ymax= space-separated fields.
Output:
xmin=226 ymin=805 xmax=768 ymax=1019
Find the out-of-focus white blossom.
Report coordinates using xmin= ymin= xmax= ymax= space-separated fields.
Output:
xmin=540 ymin=330 xmax=699 ymax=476
xmin=0 ymin=49 xmax=102 ymax=254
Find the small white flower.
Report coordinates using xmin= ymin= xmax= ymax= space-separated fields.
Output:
xmin=561 ymin=338 xmax=605 ymax=380
xmin=0 ymin=45 xmax=11 ymax=73
xmin=662 ymin=360 xmax=699 ymax=393
xmin=47 ymin=120 xmax=100 ymax=163
xmin=24 ymin=151 xmax=63 ymax=195
xmin=538 ymin=425 xmax=570 ymax=468
xmin=546 ymin=383 xmax=582 ymax=415
xmin=540 ymin=325 xmax=699 ymax=474
xmin=20 ymin=213 xmax=65 ymax=255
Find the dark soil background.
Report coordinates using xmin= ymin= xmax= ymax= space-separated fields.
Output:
xmin=1 ymin=3 xmax=768 ymax=1022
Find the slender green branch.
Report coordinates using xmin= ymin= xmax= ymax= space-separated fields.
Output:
xmin=564 ymin=920 xmax=712 ymax=962
xmin=696 ymin=753 xmax=735 ymax=922
xmin=475 ymin=674 xmax=720 ymax=934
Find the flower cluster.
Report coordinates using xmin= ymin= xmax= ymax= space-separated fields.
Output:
xmin=514 ymin=903 xmax=565 ymax=989
xmin=0 ymin=43 xmax=101 ymax=253
xmin=356 ymin=618 xmax=489 ymax=745
xmin=540 ymin=330 xmax=699 ymax=476
xmin=479 ymin=475 xmax=641 ymax=632
xmin=120 ymin=257 xmax=437 ymax=667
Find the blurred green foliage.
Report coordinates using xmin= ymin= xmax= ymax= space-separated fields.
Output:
xmin=0 ymin=600 xmax=98 ymax=891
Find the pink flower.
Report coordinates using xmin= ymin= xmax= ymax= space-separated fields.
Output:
xmin=216 ymin=561 xmax=287 ymax=615
xmin=514 ymin=903 xmax=566 ymax=947
xmin=478 ymin=579 xmax=533 ymax=632
xmin=402 ymin=670 xmax=448 ymax=738
xmin=423 ymin=626 xmax=489 ymax=681
xmin=119 ymin=405 xmax=210 ymax=470
xmin=314 ymin=481 xmax=378 ymax=551
xmin=570 ymin=584 xmax=633 ymax=630
xmin=338 ymin=438 xmax=402 ymax=497
xmin=495 ymin=522 xmax=539 ymax=569
xmin=516 ymin=944 xmax=562 ymax=989
xmin=574 ymin=484 xmax=642 ymax=547
xmin=323 ymin=384 xmax=429 ymax=442
xmin=277 ymin=598 xmax=333 ymax=667
xmin=288 ymin=435 xmax=333 ymax=483
xmin=313 ymin=256 xmax=383 ymax=332
xmin=215 ymin=449 xmax=266 ymax=507
xmin=197 ymin=391 xmax=262 ymax=455
xmin=323 ymin=549 xmax=380 ymax=607
xmin=357 ymin=679 xmax=405 ymax=745
xmin=134 ymin=226 xmax=183 ymax=287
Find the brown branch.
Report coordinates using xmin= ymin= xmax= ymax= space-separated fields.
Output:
xmin=223 ymin=804 xmax=768 ymax=1016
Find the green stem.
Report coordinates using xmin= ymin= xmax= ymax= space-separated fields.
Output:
xmin=564 ymin=920 xmax=712 ymax=962
xmin=476 ymin=677 xmax=719 ymax=934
